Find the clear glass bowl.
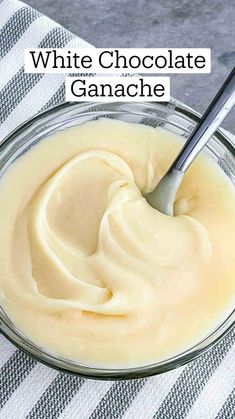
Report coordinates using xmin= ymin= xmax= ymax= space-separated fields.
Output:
xmin=0 ymin=100 xmax=234 ymax=380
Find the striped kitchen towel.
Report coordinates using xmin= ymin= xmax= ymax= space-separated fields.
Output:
xmin=0 ymin=1 xmax=235 ymax=418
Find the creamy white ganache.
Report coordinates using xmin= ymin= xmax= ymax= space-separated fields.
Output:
xmin=0 ymin=119 xmax=235 ymax=367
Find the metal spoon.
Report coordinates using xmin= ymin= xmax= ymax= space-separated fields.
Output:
xmin=146 ymin=66 xmax=235 ymax=215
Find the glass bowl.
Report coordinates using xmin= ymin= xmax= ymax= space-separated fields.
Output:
xmin=0 ymin=100 xmax=234 ymax=380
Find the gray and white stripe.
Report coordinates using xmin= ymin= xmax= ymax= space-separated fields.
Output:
xmin=89 ymin=379 xmax=147 ymax=419
xmin=0 ymin=0 xmax=234 ymax=418
xmin=216 ymin=388 xmax=235 ymax=419
xmin=26 ymin=374 xmax=84 ymax=419
xmin=153 ymin=329 xmax=235 ymax=419
xmin=0 ymin=6 xmax=40 ymax=58
xmin=0 ymin=26 xmax=75 ymax=124
xmin=0 ymin=350 xmax=36 ymax=409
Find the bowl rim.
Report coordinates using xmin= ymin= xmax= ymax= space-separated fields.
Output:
xmin=0 ymin=99 xmax=234 ymax=380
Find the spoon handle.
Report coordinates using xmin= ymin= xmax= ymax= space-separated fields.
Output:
xmin=170 ymin=66 xmax=235 ymax=173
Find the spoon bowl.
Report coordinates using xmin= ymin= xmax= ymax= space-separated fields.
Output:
xmin=146 ymin=67 xmax=235 ymax=215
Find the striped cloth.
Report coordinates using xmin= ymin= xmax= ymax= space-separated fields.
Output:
xmin=0 ymin=1 xmax=234 ymax=418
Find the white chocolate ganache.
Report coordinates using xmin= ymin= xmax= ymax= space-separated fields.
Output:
xmin=0 ymin=119 xmax=235 ymax=367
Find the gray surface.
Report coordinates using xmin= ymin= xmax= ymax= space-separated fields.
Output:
xmin=25 ymin=0 xmax=235 ymax=132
